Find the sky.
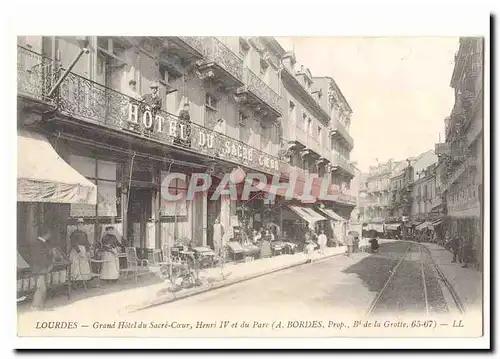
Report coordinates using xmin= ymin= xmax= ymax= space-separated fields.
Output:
xmin=276 ymin=37 xmax=459 ymax=173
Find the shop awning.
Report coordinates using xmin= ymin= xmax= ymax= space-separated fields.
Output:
xmin=415 ymin=221 xmax=432 ymax=231
xmin=243 ymin=171 xmax=340 ymax=204
xmin=386 ymin=223 xmax=401 ymax=231
xmin=317 ymin=207 xmax=345 ymax=221
xmin=17 ymin=130 xmax=97 ymax=204
xmin=287 ymin=205 xmax=326 ymax=224
xmin=427 ymin=218 xmax=443 ymax=231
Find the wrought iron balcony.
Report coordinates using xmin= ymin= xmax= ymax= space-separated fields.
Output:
xmin=17 ymin=46 xmax=55 ymax=104
xmin=198 ymin=37 xmax=243 ymax=89
xmin=435 ymin=142 xmax=451 ymax=157
xmin=329 ymin=117 xmax=354 ymax=151
xmin=236 ymin=68 xmax=281 ymax=117
xmin=19 ymin=51 xmax=282 ymax=175
xmin=175 ymin=36 xmax=206 ymax=56
xmin=162 ymin=37 xmax=205 ymax=66
xmin=329 ymin=152 xmax=355 ymax=178
xmin=333 ymin=193 xmax=357 ymax=206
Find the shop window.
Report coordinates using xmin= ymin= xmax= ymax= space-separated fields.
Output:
xmin=205 ymin=93 xmax=218 ymax=110
xmin=160 ymin=173 xmax=188 ymax=217
xmin=69 ymin=155 xmax=118 ymax=219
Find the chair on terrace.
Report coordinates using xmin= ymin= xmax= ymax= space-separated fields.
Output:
xmin=120 ymin=247 xmax=150 ymax=283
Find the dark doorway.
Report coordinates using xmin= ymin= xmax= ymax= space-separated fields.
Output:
xmin=206 ymin=194 xmax=221 ymax=250
xmin=127 ymin=187 xmax=153 ymax=248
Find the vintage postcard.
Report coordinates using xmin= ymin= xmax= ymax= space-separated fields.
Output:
xmin=14 ymin=32 xmax=488 ymax=348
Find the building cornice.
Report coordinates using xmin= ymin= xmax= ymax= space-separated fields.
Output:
xmin=314 ymin=76 xmax=353 ymax=114
xmin=281 ymin=68 xmax=330 ymax=123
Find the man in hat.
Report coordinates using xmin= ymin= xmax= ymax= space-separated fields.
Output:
xmin=125 ymin=79 xmax=142 ymax=131
xmin=141 ymin=81 xmax=162 ymax=136
xmin=176 ymin=102 xmax=192 ymax=148
xmin=30 ymin=228 xmax=55 ymax=309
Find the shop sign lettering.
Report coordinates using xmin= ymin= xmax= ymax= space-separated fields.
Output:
xmin=127 ymin=104 xmax=280 ymax=173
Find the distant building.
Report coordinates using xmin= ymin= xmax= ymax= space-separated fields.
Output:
xmin=410 ymin=150 xmax=440 ymax=221
xmin=364 ymin=160 xmax=395 ymax=223
xmin=435 ymin=37 xmax=484 ymax=270
xmin=389 ymin=159 xmax=414 ymax=220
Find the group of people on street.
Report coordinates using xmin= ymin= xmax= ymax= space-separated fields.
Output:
xmin=29 ymin=220 xmax=125 ymax=310
xmin=445 ymin=234 xmax=474 ymax=269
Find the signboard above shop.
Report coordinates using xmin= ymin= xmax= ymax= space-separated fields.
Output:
xmin=125 ymin=103 xmax=282 ymax=175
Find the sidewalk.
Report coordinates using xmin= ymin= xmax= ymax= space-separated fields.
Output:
xmin=18 ymin=246 xmax=348 ymax=319
xmin=421 ymin=242 xmax=483 ymax=312
xmin=126 ymin=246 xmax=347 ymax=312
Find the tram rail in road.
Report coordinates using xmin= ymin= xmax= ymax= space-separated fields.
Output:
xmin=365 ymin=241 xmax=465 ymax=317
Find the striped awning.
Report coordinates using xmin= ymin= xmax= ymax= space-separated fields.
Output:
xmin=415 ymin=221 xmax=432 ymax=231
xmin=17 ymin=130 xmax=97 ymax=204
xmin=386 ymin=223 xmax=401 ymax=231
xmin=431 ymin=218 xmax=443 ymax=226
xmin=287 ymin=205 xmax=326 ymax=224
xmin=317 ymin=207 xmax=345 ymax=221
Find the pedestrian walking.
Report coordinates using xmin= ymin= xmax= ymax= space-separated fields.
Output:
xmin=369 ymin=237 xmax=379 ymax=254
xmin=213 ymin=216 xmax=224 ymax=259
xmin=346 ymin=232 xmax=354 ymax=257
xmin=305 ymin=240 xmax=316 ymax=264
xmin=461 ymin=240 xmax=473 ymax=268
xmin=317 ymin=230 xmax=327 ymax=256
xmin=450 ymin=236 xmax=461 ymax=263
xmin=30 ymin=228 xmax=55 ymax=310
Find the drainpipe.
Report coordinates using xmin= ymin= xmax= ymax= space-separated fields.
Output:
xmin=48 ymin=42 xmax=90 ymax=98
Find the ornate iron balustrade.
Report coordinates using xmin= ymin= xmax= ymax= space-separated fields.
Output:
xmin=17 ymin=46 xmax=55 ymax=101
xmin=241 ymin=67 xmax=281 ymax=115
xmin=329 ymin=116 xmax=354 ymax=150
xmin=330 ymin=152 xmax=355 ymax=176
xmin=334 ymin=193 xmax=357 ymax=206
xmin=203 ymin=37 xmax=243 ymax=81
xmin=55 ymin=71 xmax=283 ymax=175
xmin=177 ymin=36 xmax=206 ymax=55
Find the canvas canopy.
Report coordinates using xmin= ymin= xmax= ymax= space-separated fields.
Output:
xmin=17 ymin=130 xmax=97 ymax=204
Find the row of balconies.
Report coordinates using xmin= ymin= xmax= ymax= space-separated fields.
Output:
xmin=366 ymin=197 xmax=391 ymax=208
xmin=19 ymin=37 xmax=281 ymax=118
xmin=286 ymin=111 xmax=355 ymax=177
xmin=367 ymin=184 xmax=390 ymax=193
xmin=18 ymin=44 xmax=357 ymax=195
xmin=17 ymin=45 xmax=285 ymax=176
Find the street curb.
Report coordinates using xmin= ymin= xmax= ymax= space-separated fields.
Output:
xmin=126 ymin=251 xmax=346 ymax=313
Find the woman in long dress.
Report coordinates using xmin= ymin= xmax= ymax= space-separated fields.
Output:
xmin=99 ymin=226 xmax=123 ymax=282
xmin=69 ymin=219 xmax=93 ymax=282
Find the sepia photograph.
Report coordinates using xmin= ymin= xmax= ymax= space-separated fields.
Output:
xmin=9 ymin=5 xmax=490 ymax=351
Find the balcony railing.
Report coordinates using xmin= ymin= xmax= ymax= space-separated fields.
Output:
xmin=329 ymin=116 xmax=354 ymax=150
xmin=307 ymin=136 xmax=322 ymax=156
xmin=202 ymin=37 xmax=243 ymax=82
xmin=330 ymin=152 xmax=355 ymax=177
xmin=177 ymin=36 xmax=206 ymax=55
xmin=17 ymin=50 xmax=283 ymax=175
xmin=241 ymin=67 xmax=281 ymax=115
xmin=17 ymin=46 xmax=55 ymax=101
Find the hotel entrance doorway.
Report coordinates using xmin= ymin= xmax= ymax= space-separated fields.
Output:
xmin=127 ymin=187 xmax=153 ymax=248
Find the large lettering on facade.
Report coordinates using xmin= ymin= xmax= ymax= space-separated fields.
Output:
xmin=127 ymin=103 xmax=280 ymax=173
